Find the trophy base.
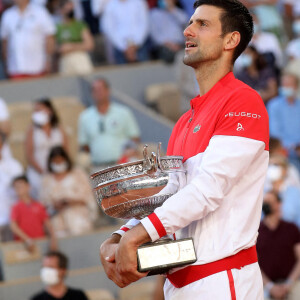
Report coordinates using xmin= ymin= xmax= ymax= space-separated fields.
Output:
xmin=137 ymin=238 xmax=197 ymax=276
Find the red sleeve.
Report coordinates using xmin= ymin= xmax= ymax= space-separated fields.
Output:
xmin=213 ymin=88 xmax=269 ymax=150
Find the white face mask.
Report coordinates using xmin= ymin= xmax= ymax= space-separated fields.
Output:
xmin=32 ymin=111 xmax=49 ymax=126
xmin=51 ymin=162 xmax=68 ymax=174
xmin=266 ymin=164 xmax=283 ymax=182
xmin=40 ymin=267 xmax=60 ymax=286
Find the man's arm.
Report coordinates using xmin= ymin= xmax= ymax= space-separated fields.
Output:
xmin=44 ymin=219 xmax=58 ymax=251
xmin=45 ymin=35 xmax=55 ymax=73
xmin=10 ymin=221 xmax=35 ymax=252
xmin=1 ymin=39 xmax=8 ymax=77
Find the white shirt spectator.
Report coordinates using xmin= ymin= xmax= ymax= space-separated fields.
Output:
xmin=101 ymin=0 xmax=149 ymax=51
xmin=250 ymin=31 xmax=284 ymax=68
xmin=91 ymin=0 xmax=110 ymax=16
xmin=0 ymin=3 xmax=56 ymax=76
xmin=286 ymin=38 xmax=300 ymax=60
xmin=0 ymin=156 xmax=23 ymax=227
xmin=150 ymin=7 xmax=188 ymax=46
xmin=0 ymin=98 xmax=12 ymax=159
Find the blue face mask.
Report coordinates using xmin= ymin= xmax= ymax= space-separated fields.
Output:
xmin=280 ymin=87 xmax=295 ymax=98
xmin=292 ymin=21 xmax=300 ymax=36
xmin=239 ymin=54 xmax=253 ymax=68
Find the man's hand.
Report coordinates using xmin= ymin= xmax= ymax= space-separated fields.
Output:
xmin=270 ymin=283 xmax=289 ymax=299
xmin=100 ymin=234 xmax=129 ymax=287
xmin=114 ymin=224 xmax=151 ymax=287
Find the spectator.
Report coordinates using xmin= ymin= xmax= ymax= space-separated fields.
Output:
xmin=78 ymin=78 xmax=140 ymax=172
xmin=0 ymin=0 xmax=56 ymax=79
xmin=0 ymin=131 xmax=23 ymax=242
xmin=286 ymin=16 xmax=300 ymax=61
xmin=284 ymin=0 xmax=300 ymax=18
xmin=265 ymin=156 xmax=300 ymax=229
xmin=10 ymin=175 xmax=57 ymax=252
xmin=257 ymin=190 xmax=300 ymax=300
xmin=236 ymin=46 xmax=278 ymax=104
xmin=101 ymin=0 xmax=150 ymax=64
xmin=40 ymin=146 xmax=97 ymax=237
xmin=56 ymin=0 xmax=94 ymax=75
xmin=241 ymin=0 xmax=284 ymax=40
xmin=25 ymin=98 xmax=68 ymax=198
xmin=250 ymin=13 xmax=283 ymax=70
xmin=0 ymin=97 xmax=12 ymax=158
xmin=268 ymin=73 xmax=300 ymax=171
xmin=118 ymin=140 xmax=141 ymax=164
xmin=31 ymin=251 xmax=88 ymax=300
xmin=149 ymin=0 xmax=188 ymax=63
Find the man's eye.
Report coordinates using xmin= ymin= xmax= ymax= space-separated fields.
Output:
xmin=201 ymin=22 xmax=207 ymax=26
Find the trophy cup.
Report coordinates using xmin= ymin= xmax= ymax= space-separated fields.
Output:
xmin=91 ymin=144 xmax=196 ymax=275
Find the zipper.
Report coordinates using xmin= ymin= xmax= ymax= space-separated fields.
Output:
xmin=180 ymin=108 xmax=194 ymax=155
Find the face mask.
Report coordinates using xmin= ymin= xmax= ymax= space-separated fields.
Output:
xmin=51 ymin=162 xmax=68 ymax=174
xmin=262 ymin=203 xmax=273 ymax=216
xmin=32 ymin=111 xmax=49 ymax=126
xmin=239 ymin=54 xmax=253 ymax=68
xmin=40 ymin=267 xmax=60 ymax=286
xmin=280 ymin=87 xmax=295 ymax=99
xmin=292 ymin=21 xmax=300 ymax=36
xmin=266 ymin=164 xmax=282 ymax=182
xmin=66 ymin=10 xmax=74 ymax=19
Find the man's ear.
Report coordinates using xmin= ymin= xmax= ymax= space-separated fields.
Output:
xmin=224 ymin=31 xmax=241 ymax=51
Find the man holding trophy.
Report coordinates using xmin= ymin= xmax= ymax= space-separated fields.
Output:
xmin=98 ymin=0 xmax=269 ymax=299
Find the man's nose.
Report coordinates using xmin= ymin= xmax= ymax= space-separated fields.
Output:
xmin=183 ymin=24 xmax=194 ymax=38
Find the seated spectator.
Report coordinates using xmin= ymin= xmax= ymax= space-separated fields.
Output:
xmin=286 ymin=16 xmax=300 ymax=61
xmin=265 ymin=156 xmax=300 ymax=229
xmin=10 ymin=175 xmax=57 ymax=252
xmin=25 ymin=98 xmax=68 ymax=198
xmin=0 ymin=0 xmax=56 ymax=79
xmin=0 ymin=131 xmax=23 ymax=242
xmin=40 ymin=146 xmax=96 ymax=237
xmin=241 ymin=0 xmax=284 ymax=40
xmin=31 ymin=251 xmax=88 ymax=300
xmin=101 ymin=0 xmax=150 ymax=64
xmin=250 ymin=13 xmax=283 ymax=70
xmin=267 ymin=73 xmax=300 ymax=171
xmin=56 ymin=0 xmax=94 ymax=75
xmin=78 ymin=77 xmax=140 ymax=172
xmin=0 ymin=97 xmax=12 ymax=158
xmin=149 ymin=0 xmax=188 ymax=63
xmin=257 ymin=190 xmax=300 ymax=300
xmin=235 ymin=46 xmax=278 ymax=104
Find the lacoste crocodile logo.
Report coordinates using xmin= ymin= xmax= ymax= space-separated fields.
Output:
xmin=193 ymin=124 xmax=201 ymax=133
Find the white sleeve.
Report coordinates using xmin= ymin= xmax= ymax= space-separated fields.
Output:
xmin=0 ymin=98 xmax=9 ymax=121
xmin=141 ymin=135 xmax=266 ymax=241
xmin=131 ymin=0 xmax=149 ymax=47
xmin=113 ymin=218 xmax=140 ymax=236
xmin=40 ymin=7 xmax=56 ymax=35
xmin=91 ymin=0 xmax=110 ymax=16
xmin=0 ymin=12 xmax=9 ymax=40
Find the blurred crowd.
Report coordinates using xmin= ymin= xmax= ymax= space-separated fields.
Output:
xmin=0 ymin=0 xmax=300 ymax=299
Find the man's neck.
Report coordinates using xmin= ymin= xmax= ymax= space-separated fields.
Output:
xmin=96 ymin=101 xmax=110 ymax=114
xmin=17 ymin=1 xmax=29 ymax=12
xmin=287 ymin=96 xmax=296 ymax=105
xmin=20 ymin=195 xmax=32 ymax=204
xmin=263 ymin=215 xmax=281 ymax=230
xmin=46 ymin=283 xmax=67 ymax=298
xmin=194 ymin=60 xmax=232 ymax=96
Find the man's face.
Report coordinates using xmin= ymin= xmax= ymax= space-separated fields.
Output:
xmin=13 ymin=180 xmax=30 ymax=199
xmin=92 ymin=80 xmax=110 ymax=105
xmin=183 ymin=5 xmax=225 ymax=68
xmin=42 ymin=256 xmax=65 ymax=283
xmin=263 ymin=192 xmax=281 ymax=217
xmin=281 ymin=74 xmax=298 ymax=92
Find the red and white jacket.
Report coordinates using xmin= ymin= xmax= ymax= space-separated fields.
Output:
xmin=116 ymin=72 xmax=269 ymax=268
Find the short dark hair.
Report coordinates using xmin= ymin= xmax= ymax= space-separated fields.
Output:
xmin=47 ymin=146 xmax=73 ymax=173
xmin=193 ymin=0 xmax=253 ymax=62
xmin=35 ymin=98 xmax=59 ymax=127
xmin=13 ymin=175 xmax=29 ymax=185
xmin=45 ymin=251 xmax=68 ymax=269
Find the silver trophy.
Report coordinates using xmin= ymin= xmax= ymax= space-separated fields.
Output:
xmin=91 ymin=144 xmax=196 ymax=275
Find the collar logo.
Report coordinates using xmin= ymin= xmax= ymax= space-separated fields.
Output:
xmin=193 ymin=124 xmax=201 ymax=133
